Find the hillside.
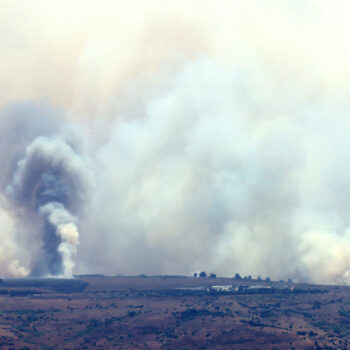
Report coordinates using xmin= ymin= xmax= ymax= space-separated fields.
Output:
xmin=0 ymin=276 xmax=348 ymax=349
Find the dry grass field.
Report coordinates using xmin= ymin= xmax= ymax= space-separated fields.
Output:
xmin=0 ymin=276 xmax=349 ymax=349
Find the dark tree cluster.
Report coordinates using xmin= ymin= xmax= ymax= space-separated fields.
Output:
xmin=193 ymin=272 xmax=216 ymax=278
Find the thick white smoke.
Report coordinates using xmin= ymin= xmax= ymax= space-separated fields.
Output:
xmin=0 ymin=198 xmax=29 ymax=277
xmin=2 ymin=1 xmax=350 ymax=284
xmin=75 ymin=56 xmax=350 ymax=285
xmin=39 ymin=203 xmax=79 ymax=277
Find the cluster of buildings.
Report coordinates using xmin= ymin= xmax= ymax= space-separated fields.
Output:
xmin=207 ymin=284 xmax=294 ymax=293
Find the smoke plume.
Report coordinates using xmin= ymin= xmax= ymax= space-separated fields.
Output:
xmin=2 ymin=1 xmax=350 ymax=284
xmin=7 ymin=132 xmax=91 ymax=277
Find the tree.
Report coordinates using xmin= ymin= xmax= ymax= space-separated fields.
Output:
xmin=209 ymin=273 xmax=216 ymax=279
xmin=199 ymin=271 xmax=207 ymax=278
xmin=193 ymin=273 xmax=198 ymax=278
xmin=234 ymin=273 xmax=242 ymax=279
xmin=265 ymin=276 xmax=271 ymax=282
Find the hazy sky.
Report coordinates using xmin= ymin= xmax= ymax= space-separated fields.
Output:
xmin=2 ymin=1 xmax=350 ymax=283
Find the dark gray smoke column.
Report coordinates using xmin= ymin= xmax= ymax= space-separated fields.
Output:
xmin=7 ymin=132 xmax=91 ymax=277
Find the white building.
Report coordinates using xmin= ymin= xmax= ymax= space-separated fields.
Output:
xmin=208 ymin=285 xmax=233 ymax=292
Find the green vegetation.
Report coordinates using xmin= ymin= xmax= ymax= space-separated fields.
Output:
xmin=338 ymin=308 xmax=350 ymax=319
xmin=175 ymin=308 xmax=226 ymax=321
xmin=1 ymin=278 xmax=89 ymax=293
xmin=260 ymin=310 xmax=273 ymax=318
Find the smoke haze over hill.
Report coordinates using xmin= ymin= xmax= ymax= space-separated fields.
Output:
xmin=1 ymin=0 xmax=350 ymax=283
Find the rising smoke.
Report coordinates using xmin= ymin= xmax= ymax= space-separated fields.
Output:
xmin=1 ymin=1 xmax=350 ymax=283
xmin=6 ymin=131 xmax=92 ymax=277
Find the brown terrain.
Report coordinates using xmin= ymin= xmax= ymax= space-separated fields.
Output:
xmin=0 ymin=275 xmax=349 ymax=349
